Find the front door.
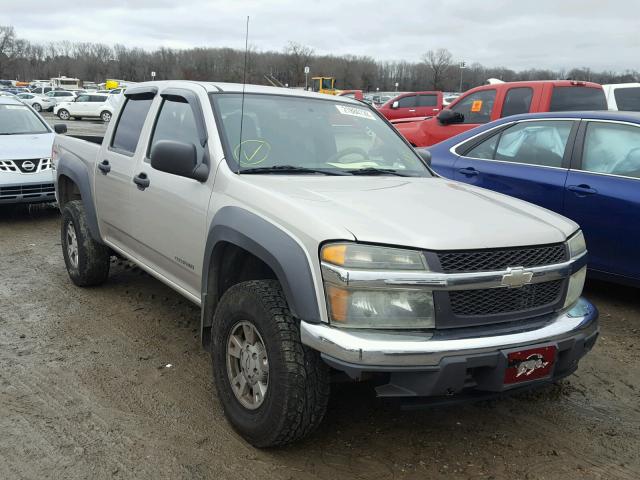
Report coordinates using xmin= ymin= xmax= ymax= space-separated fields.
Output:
xmin=127 ymin=92 xmax=212 ymax=298
xmin=94 ymin=94 xmax=155 ymax=252
xmin=453 ymin=119 xmax=577 ymax=213
xmin=564 ymin=120 xmax=640 ymax=281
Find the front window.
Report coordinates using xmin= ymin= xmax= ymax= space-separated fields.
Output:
xmin=212 ymin=93 xmax=431 ymax=176
xmin=450 ymin=89 xmax=496 ymax=124
xmin=0 ymin=104 xmax=50 ymax=134
xmin=549 ymin=86 xmax=607 ymax=111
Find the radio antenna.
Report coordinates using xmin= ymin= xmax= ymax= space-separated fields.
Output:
xmin=237 ymin=15 xmax=249 ymax=174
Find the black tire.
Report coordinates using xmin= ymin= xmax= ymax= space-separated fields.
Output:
xmin=211 ymin=280 xmax=330 ymax=447
xmin=61 ymin=200 xmax=110 ymax=286
xmin=57 ymin=109 xmax=70 ymax=120
xmin=101 ymin=111 xmax=112 ymax=122
xmin=32 ymin=103 xmax=42 ymax=112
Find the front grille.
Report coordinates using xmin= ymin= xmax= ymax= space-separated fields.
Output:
xmin=0 ymin=159 xmax=51 ymax=173
xmin=0 ymin=183 xmax=55 ymax=199
xmin=438 ymin=244 xmax=567 ymax=273
xmin=449 ymin=280 xmax=563 ymax=316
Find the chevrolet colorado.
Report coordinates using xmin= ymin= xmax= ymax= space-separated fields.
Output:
xmin=53 ymin=81 xmax=598 ymax=447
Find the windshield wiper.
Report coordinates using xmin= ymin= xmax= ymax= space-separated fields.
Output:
xmin=345 ymin=167 xmax=411 ymax=177
xmin=240 ymin=165 xmax=349 ymax=176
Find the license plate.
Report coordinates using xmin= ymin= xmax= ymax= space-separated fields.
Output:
xmin=504 ymin=345 xmax=556 ymax=385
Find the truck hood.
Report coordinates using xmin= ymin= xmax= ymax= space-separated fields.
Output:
xmin=242 ymin=175 xmax=578 ymax=250
xmin=0 ymin=133 xmax=54 ymax=160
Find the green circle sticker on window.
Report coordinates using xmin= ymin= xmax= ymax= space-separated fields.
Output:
xmin=234 ymin=139 xmax=271 ymax=166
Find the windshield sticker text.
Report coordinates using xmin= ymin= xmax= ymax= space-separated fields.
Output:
xmin=335 ymin=105 xmax=375 ymax=120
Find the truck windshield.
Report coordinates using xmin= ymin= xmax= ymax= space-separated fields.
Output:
xmin=0 ymin=104 xmax=49 ymax=135
xmin=549 ymin=86 xmax=607 ymax=111
xmin=211 ymin=93 xmax=431 ymax=176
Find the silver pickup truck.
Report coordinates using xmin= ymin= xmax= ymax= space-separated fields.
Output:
xmin=53 ymin=81 xmax=598 ymax=447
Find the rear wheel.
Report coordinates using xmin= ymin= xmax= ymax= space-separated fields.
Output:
xmin=32 ymin=103 xmax=42 ymax=112
xmin=61 ymin=200 xmax=110 ymax=286
xmin=211 ymin=280 xmax=330 ymax=447
xmin=57 ymin=109 xmax=70 ymax=120
xmin=101 ymin=111 xmax=112 ymax=122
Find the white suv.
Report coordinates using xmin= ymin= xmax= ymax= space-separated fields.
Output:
xmin=54 ymin=93 xmax=115 ymax=122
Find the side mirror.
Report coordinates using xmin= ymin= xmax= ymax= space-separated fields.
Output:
xmin=391 ymin=101 xmax=399 ymax=109
xmin=150 ymin=140 xmax=209 ymax=182
xmin=437 ymin=109 xmax=464 ymax=125
xmin=417 ymin=149 xmax=432 ymax=166
xmin=53 ymin=123 xmax=67 ymax=134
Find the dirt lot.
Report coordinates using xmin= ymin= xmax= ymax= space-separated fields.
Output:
xmin=1 ymin=118 xmax=639 ymax=480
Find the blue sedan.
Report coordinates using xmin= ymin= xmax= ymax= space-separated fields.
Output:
xmin=426 ymin=111 xmax=640 ymax=286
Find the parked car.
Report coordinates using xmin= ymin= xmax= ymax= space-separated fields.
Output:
xmin=30 ymin=86 xmax=53 ymax=95
xmin=602 ymin=83 xmax=640 ymax=111
xmin=427 ymin=110 xmax=640 ymax=286
xmin=0 ymin=97 xmax=55 ymax=204
xmin=44 ymin=90 xmax=77 ymax=109
xmin=53 ymin=81 xmax=598 ymax=447
xmin=54 ymin=93 xmax=114 ymax=122
xmin=395 ymin=80 xmax=607 ymax=147
xmin=0 ymin=91 xmax=17 ymax=98
xmin=377 ymin=91 xmax=444 ymax=121
xmin=16 ymin=92 xmax=56 ymax=112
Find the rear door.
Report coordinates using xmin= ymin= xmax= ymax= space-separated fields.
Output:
xmin=453 ymin=119 xmax=578 ymax=213
xmin=94 ymin=89 xmax=156 ymax=252
xmin=499 ymin=86 xmax=537 ymax=118
xmin=126 ymin=88 xmax=213 ymax=298
xmin=415 ymin=93 xmax=441 ymax=117
xmin=564 ymin=120 xmax=640 ymax=281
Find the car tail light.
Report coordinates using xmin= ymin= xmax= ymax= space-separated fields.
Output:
xmin=570 ymin=81 xmax=586 ymax=86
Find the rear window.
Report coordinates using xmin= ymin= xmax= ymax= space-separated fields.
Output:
xmin=613 ymin=87 xmax=640 ymax=111
xmin=111 ymin=97 xmax=153 ymax=155
xmin=549 ymin=86 xmax=607 ymax=111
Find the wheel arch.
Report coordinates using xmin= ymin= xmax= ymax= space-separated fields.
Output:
xmin=200 ymin=206 xmax=321 ymax=348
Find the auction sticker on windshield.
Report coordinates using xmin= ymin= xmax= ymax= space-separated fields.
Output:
xmin=335 ymin=105 xmax=375 ymax=120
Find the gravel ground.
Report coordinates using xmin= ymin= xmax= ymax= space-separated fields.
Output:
xmin=0 ymin=118 xmax=639 ymax=479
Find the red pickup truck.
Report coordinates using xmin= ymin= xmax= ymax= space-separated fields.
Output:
xmin=394 ymin=80 xmax=607 ymax=147
xmin=378 ymin=91 xmax=444 ymax=121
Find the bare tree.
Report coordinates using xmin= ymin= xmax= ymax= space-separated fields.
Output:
xmin=284 ymin=41 xmax=314 ymax=87
xmin=422 ymin=48 xmax=453 ymax=90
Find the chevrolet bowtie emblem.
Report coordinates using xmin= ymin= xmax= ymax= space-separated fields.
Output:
xmin=501 ymin=266 xmax=534 ymax=288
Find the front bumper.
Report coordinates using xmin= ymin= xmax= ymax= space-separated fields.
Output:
xmin=1 ymin=172 xmax=56 ymax=205
xmin=301 ymin=298 xmax=598 ymax=397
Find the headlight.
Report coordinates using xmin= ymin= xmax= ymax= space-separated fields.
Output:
xmin=567 ymin=230 xmax=586 ymax=259
xmin=563 ymin=266 xmax=586 ymax=309
xmin=321 ymin=243 xmax=427 ymax=270
xmin=321 ymin=243 xmax=435 ymax=329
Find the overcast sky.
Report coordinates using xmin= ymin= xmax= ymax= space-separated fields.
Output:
xmin=5 ymin=0 xmax=640 ymax=71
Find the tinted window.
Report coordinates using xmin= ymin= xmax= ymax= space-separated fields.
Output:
xmin=417 ymin=94 xmax=438 ymax=107
xmin=76 ymin=95 xmax=90 ymax=102
xmin=613 ymin=87 xmax=640 ymax=111
xmin=582 ymin=122 xmax=640 ymax=178
xmin=550 ymin=86 xmax=607 ymax=111
xmin=501 ymin=87 xmax=533 ymax=117
xmin=149 ymin=98 xmax=203 ymax=161
xmin=90 ymin=95 xmax=108 ymax=102
xmin=397 ymin=95 xmax=416 ymax=108
xmin=451 ymin=89 xmax=496 ymax=124
xmin=111 ymin=97 xmax=153 ymax=155
xmin=493 ymin=120 xmax=573 ymax=167
xmin=464 ymin=133 xmax=500 ymax=159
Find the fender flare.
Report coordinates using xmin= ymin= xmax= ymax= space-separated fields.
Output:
xmin=56 ymin=154 xmax=102 ymax=242
xmin=200 ymin=206 xmax=321 ymax=342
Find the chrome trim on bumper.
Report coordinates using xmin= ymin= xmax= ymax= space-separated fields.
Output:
xmin=300 ymin=298 xmax=598 ymax=367
xmin=321 ymin=251 xmax=586 ymax=291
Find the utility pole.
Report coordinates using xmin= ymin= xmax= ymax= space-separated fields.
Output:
xmin=459 ymin=61 xmax=466 ymax=92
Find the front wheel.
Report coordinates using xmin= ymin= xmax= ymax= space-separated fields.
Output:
xmin=101 ymin=111 xmax=112 ymax=122
xmin=211 ymin=280 xmax=330 ymax=447
xmin=61 ymin=200 xmax=111 ymax=286
xmin=57 ymin=109 xmax=70 ymax=120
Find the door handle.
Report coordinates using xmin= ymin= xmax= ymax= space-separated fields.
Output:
xmin=458 ymin=167 xmax=479 ymax=176
xmin=98 ymin=159 xmax=111 ymax=175
xmin=133 ymin=172 xmax=150 ymax=190
xmin=567 ymin=184 xmax=597 ymax=196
